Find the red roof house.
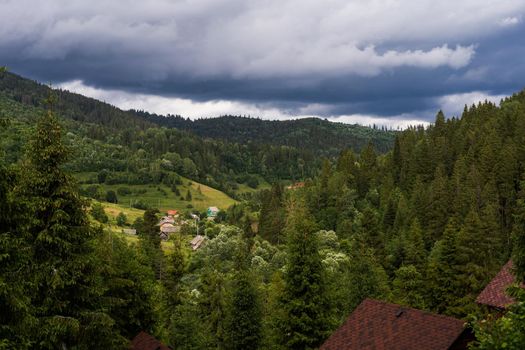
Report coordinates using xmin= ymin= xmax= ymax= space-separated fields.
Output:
xmin=130 ymin=331 xmax=171 ymax=350
xmin=321 ymin=299 xmax=472 ymax=350
xmin=167 ymin=210 xmax=178 ymax=217
xmin=476 ymin=260 xmax=524 ymax=310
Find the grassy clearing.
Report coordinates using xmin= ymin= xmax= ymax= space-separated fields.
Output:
xmin=78 ymin=173 xmax=237 ymax=214
xmin=101 ymin=201 xmax=145 ymax=222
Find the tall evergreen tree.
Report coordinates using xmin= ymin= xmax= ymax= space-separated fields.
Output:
xmin=15 ymin=104 xmax=122 ymax=348
xmin=279 ymin=200 xmax=332 ymax=349
xmin=512 ymin=186 xmax=525 ymax=282
xmin=0 ymin=128 xmax=33 ymax=348
xmin=258 ymin=183 xmax=285 ymax=244
xmin=225 ymin=244 xmax=262 ymax=350
xmin=426 ymin=218 xmax=460 ymax=314
xmin=138 ymin=208 xmax=163 ymax=279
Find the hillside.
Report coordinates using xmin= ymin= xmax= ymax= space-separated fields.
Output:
xmin=133 ymin=112 xmax=396 ymax=156
xmin=0 ymin=71 xmax=311 ymax=197
xmin=0 ymin=70 xmax=396 ymax=199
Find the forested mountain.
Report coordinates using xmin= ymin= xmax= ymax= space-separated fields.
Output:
xmin=0 ymin=72 xmax=310 ymax=197
xmin=0 ymin=71 xmax=393 ymax=198
xmin=133 ymin=112 xmax=396 ymax=156
xmin=2 ymin=66 xmax=525 ymax=349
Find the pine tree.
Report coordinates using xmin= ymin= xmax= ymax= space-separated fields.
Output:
xmin=258 ymin=183 xmax=285 ymax=244
xmin=0 ymin=144 xmax=33 ymax=348
xmin=15 ymin=104 xmax=121 ymax=348
xmin=200 ymin=269 xmax=227 ymax=348
xmin=392 ymin=265 xmax=425 ymax=309
xmin=344 ymin=238 xmax=390 ymax=312
xmin=427 ymin=165 xmax=450 ymax=242
xmin=163 ymin=236 xmax=186 ymax=310
xmin=403 ymin=219 xmax=426 ymax=268
xmin=512 ymin=189 xmax=525 ymax=282
xmin=225 ymin=265 xmax=262 ymax=349
xmin=426 ymin=218 xmax=460 ymax=314
xmin=279 ymin=200 xmax=332 ymax=349
xmin=139 ymin=208 xmax=163 ymax=279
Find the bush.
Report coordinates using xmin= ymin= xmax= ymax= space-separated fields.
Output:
xmin=106 ymin=190 xmax=118 ymax=203
xmin=81 ymin=185 xmax=103 ymax=200
xmin=117 ymin=187 xmax=132 ymax=196
xmin=116 ymin=212 xmax=127 ymax=226
xmin=132 ymin=200 xmax=150 ymax=210
xmin=246 ymin=176 xmax=259 ymax=189
xmin=97 ymin=169 xmax=109 ymax=184
xmin=91 ymin=203 xmax=108 ymax=223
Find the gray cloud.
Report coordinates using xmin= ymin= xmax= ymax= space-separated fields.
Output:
xmin=1 ymin=0 xmax=525 ymax=123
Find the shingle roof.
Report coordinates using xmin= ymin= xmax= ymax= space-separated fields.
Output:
xmin=476 ymin=260 xmax=523 ymax=309
xmin=130 ymin=331 xmax=171 ymax=350
xmin=320 ymin=299 xmax=466 ymax=350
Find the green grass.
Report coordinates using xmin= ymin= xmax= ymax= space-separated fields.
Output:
xmin=233 ymin=175 xmax=272 ymax=195
xmin=101 ymin=201 xmax=145 ymax=222
xmin=79 ymin=173 xmax=237 ymax=214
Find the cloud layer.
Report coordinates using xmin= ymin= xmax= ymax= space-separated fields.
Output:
xmin=2 ymin=0 xmax=525 ymax=125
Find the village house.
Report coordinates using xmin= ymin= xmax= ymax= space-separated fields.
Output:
xmin=476 ymin=260 xmax=525 ymax=311
xmin=167 ymin=209 xmax=179 ymax=218
xmin=320 ymin=299 xmax=473 ymax=350
xmin=159 ymin=222 xmax=179 ymax=240
xmin=190 ymin=234 xmax=206 ymax=250
xmin=207 ymin=206 xmax=219 ymax=219
xmin=159 ymin=215 xmax=175 ymax=225
xmin=122 ymin=228 xmax=137 ymax=235
xmin=157 ymin=210 xmax=182 ymax=240
xmin=286 ymin=181 xmax=305 ymax=190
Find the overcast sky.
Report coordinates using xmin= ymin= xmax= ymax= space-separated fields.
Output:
xmin=1 ymin=0 xmax=524 ymax=127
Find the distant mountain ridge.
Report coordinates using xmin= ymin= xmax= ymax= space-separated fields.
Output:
xmin=0 ymin=70 xmax=395 ymax=157
xmin=133 ymin=112 xmax=396 ymax=156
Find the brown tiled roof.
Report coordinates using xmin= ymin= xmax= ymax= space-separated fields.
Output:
xmin=476 ymin=260 xmax=523 ymax=309
xmin=130 ymin=331 xmax=171 ymax=350
xmin=321 ymin=299 xmax=466 ymax=350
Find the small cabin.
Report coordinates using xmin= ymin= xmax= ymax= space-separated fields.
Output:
xmin=167 ymin=209 xmax=179 ymax=218
xmin=190 ymin=235 xmax=206 ymax=250
xmin=207 ymin=206 xmax=219 ymax=218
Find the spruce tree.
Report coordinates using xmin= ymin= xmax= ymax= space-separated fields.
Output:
xmin=15 ymin=104 xmax=121 ymax=348
xmin=426 ymin=218 xmax=460 ymax=314
xmin=0 ymin=138 xmax=33 ymax=348
xmin=225 ymin=244 xmax=262 ymax=350
xmin=392 ymin=265 xmax=425 ymax=309
xmin=512 ymin=189 xmax=525 ymax=282
xmin=259 ymin=183 xmax=285 ymax=244
xmin=138 ymin=208 xmax=163 ymax=279
xmin=403 ymin=219 xmax=426 ymax=268
xmin=279 ymin=200 xmax=332 ymax=349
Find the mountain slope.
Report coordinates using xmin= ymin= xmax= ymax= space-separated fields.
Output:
xmin=134 ymin=112 xmax=396 ymax=156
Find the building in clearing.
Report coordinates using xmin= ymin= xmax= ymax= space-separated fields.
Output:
xmin=321 ymin=299 xmax=473 ymax=350
xmin=190 ymin=235 xmax=206 ymax=250
xmin=167 ymin=209 xmax=179 ymax=217
xmin=159 ymin=222 xmax=179 ymax=240
xmin=207 ymin=206 xmax=219 ymax=218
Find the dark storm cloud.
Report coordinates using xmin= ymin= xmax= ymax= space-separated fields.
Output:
xmin=1 ymin=0 xmax=525 ymax=123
